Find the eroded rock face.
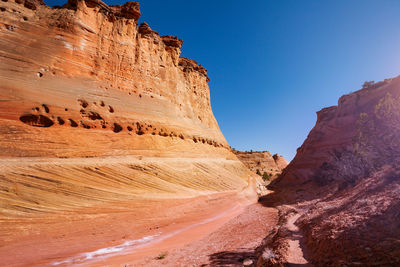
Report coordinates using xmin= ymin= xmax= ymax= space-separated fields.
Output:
xmin=266 ymin=76 xmax=400 ymax=265
xmin=0 ymin=0 xmax=226 ymax=156
xmin=233 ymin=150 xmax=288 ymax=178
xmin=116 ymin=1 xmax=141 ymax=20
xmin=0 ymin=0 xmax=254 ymax=216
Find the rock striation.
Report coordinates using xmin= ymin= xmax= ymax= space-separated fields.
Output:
xmin=0 ymin=0 xmax=255 ymax=216
xmin=261 ymin=76 xmax=400 ymax=266
xmin=233 ymin=150 xmax=288 ymax=178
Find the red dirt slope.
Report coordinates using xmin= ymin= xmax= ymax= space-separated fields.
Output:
xmin=259 ymin=76 xmax=400 ymax=266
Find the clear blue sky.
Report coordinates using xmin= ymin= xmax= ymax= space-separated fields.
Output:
xmin=45 ymin=0 xmax=400 ymax=160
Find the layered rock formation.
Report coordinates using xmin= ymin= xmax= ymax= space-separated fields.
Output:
xmin=0 ymin=0 xmax=255 ymax=216
xmin=260 ymin=76 xmax=400 ymax=266
xmin=233 ymin=150 xmax=288 ymax=178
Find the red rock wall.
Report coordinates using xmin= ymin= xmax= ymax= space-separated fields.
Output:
xmin=267 ymin=76 xmax=400 ymax=265
xmin=276 ymin=76 xmax=400 ymax=189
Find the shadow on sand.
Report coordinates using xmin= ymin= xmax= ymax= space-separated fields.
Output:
xmin=207 ymin=249 xmax=311 ymax=266
xmin=207 ymin=249 xmax=256 ymax=266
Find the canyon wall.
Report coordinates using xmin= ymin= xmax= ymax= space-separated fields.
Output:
xmin=264 ymin=76 xmax=400 ymax=265
xmin=274 ymin=75 xmax=400 ymax=191
xmin=0 ymin=0 xmax=255 ymax=217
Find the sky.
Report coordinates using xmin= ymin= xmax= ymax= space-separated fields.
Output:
xmin=45 ymin=0 xmax=400 ymax=160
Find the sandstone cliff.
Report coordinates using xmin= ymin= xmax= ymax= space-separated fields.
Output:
xmin=0 ymin=0 xmax=255 ymax=217
xmin=232 ymin=150 xmax=288 ymax=178
xmin=260 ymin=76 xmax=400 ymax=266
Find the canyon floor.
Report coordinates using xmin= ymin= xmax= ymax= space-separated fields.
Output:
xmin=1 ymin=179 xmax=279 ymax=267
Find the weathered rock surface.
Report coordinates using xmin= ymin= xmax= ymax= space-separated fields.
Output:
xmin=233 ymin=150 xmax=288 ymax=178
xmin=0 ymin=0 xmax=227 ymax=157
xmin=0 ymin=0 xmax=260 ymax=265
xmin=262 ymin=76 xmax=400 ymax=266
xmin=0 ymin=0 xmax=260 ymax=237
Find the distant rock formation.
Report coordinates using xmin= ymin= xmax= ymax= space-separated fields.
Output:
xmin=233 ymin=150 xmax=288 ymax=179
xmin=263 ymin=76 xmax=400 ymax=266
xmin=0 ymin=0 xmax=255 ymax=217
